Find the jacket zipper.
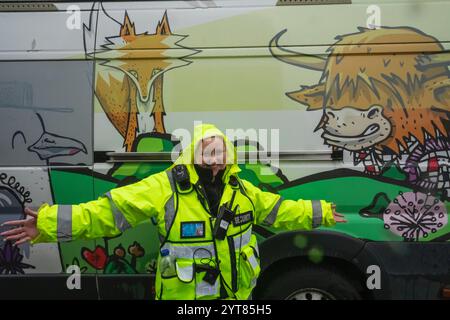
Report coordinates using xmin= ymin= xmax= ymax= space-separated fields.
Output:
xmin=226 ymin=190 xmax=238 ymax=292
xmin=195 ymin=182 xmax=211 ymax=214
xmin=227 ymin=235 xmax=238 ymax=292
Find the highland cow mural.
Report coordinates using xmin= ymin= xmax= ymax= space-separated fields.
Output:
xmin=270 ymin=27 xmax=450 ymax=192
xmin=270 ymin=26 xmax=450 ymax=240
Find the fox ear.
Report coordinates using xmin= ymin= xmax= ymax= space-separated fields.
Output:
xmin=287 ymin=83 xmax=325 ymax=110
xmin=156 ymin=11 xmax=172 ymax=35
xmin=120 ymin=12 xmax=136 ymax=37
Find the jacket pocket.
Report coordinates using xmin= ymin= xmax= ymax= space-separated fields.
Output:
xmin=160 ymin=259 xmax=195 ymax=300
xmin=194 ymin=258 xmax=221 ymax=300
xmin=160 ymin=259 xmax=221 ymax=300
xmin=238 ymin=234 xmax=261 ymax=290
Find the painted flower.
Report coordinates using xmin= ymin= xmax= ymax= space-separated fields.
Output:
xmin=0 ymin=241 xmax=35 ymax=274
xmin=128 ymin=241 xmax=145 ymax=258
xmin=384 ymin=192 xmax=448 ymax=241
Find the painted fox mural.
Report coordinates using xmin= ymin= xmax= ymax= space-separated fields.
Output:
xmin=84 ymin=5 xmax=198 ymax=151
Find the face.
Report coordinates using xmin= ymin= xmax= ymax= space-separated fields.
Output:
xmin=320 ymin=105 xmax=392 ymax=151
xmin=195 ymin=136 xmax=227 ymax=177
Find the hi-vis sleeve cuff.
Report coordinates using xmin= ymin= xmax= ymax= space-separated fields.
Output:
xmin=320 ymin=200 xmax=336 ymax=228
xmin=300 ymin=199 xmax=335 ymax=229
xmin=32 ymin=203 xmax=58 ymax=244
xmin=305 ymin=200 xmax=335 ymax=228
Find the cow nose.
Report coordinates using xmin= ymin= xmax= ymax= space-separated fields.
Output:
xmin=326 ymin=110 xmax=336 ymax=119
xmin=367 ymin=105 xmax=381 ymax=119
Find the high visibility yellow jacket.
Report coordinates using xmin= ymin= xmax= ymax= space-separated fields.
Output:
xmin=32 ymin=124 xmax=336 ymax=300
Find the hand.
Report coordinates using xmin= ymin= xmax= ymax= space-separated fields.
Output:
xmin=0 ymin=207 xmax=40 ymax=245
xmin=331 ymin=203 xmax=347 ymax=223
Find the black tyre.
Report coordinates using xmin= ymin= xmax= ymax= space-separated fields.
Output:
xmin=258 ymin=265 xmax=362 ymax=300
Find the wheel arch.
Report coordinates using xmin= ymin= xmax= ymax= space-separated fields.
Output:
xmin=253 ymin=229 xmax=389 ymax=299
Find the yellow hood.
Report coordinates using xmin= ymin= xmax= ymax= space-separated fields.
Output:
xmin=169 ymin=123 xmax=240 ymax=184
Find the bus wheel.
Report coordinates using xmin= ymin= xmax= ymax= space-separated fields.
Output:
xmin=259 ymin=265 xmax=362 ymax=300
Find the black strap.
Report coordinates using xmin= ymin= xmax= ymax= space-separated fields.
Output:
xmin=229 ymin=175 xmax=239 ymax=188
xmin=234 ymin=176 xmax=249 ymax=197
xmin=172 ymin=164 xmax=191 ymax=192
xmin=229 ymin=189 xmax=237 ymax=210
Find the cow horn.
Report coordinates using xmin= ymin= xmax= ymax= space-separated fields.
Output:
xmin=417 ymin=52 xmax=450 ymax=69
xmin=269 ymin=29 xmax=327 ymax=71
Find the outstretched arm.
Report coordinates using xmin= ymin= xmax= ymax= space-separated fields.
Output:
xmin=241 ymin=180 xmax=345 ymax=230
xmin=1 ymin=171 xmax=171 ymax=245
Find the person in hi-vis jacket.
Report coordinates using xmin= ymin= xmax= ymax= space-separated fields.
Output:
xmin=1 ymin=123 xmax=346 ymax=300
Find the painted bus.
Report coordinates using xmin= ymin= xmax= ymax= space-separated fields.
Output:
xmin=0 ymin=0 xmax=449 ymax=299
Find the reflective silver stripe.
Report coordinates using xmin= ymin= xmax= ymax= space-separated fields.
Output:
xmin=176 ymin=262 xmax=194 ymax=282
xmin=165 ymin=171 xmax=176 ymax=234
xmin=312 ymin=200 xmax=323 ymax=228
xmin=196 ymin=279 xmax=220 ymax=297
xmin=105 ymin=191 xmax=131 ymax=232
xmin=164 ymin=195 xmax=175 ymax=233
xmin=247 ymin=254 xmax=259 ymax=270
xmin=161 ymin=243 xmax=215 ymax=259
xmin=233 ymin=227 xmax=252 ymax=250
xmin=167 ymin=169 xmax=176 ymax=191
xmin=57 ymin=205 xmax=72 ymax=242
xmin=254 ymin=243 xmax=259 ymax=257
xmin=263 ymin=197 xmax=283 ymax=226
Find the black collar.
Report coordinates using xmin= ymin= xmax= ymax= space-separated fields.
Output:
xmin=194 ymin=164 xmax=225 ymax=185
